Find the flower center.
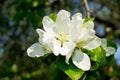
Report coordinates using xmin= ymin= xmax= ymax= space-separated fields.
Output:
xmin=56 ymin=32 xmax=71 ymax=46
xmin=82 ymin=23 xmax=87 ymax=29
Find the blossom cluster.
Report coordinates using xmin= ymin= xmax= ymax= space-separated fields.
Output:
xmin=27 ymin=10 xmax=115 ymax=71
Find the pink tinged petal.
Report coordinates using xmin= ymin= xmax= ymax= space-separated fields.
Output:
xmin=82 ymin=37 xmax=101 ymax=50
xmin=27 ymin=42 xmax=45 ymax=57
xmin=72 ymin=50 xmax=91 ymax=71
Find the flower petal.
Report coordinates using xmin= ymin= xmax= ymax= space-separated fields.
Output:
xmin=42 ymin=32 xmax=54 ymax=52
xmin=27 ymin=42 xmax=45 ymax=57
xmin=42 ymin=16 xmax=55 ymax=29
xmin=101 ymin=39 xmax=107 ymax=47
xmin=65 ymin=41 xmax=76 ymax=64
xmin=72 ymin=50 xmax=91 ymax=71
xmin=101 ymin=39 xmax=115 ymax=56
xmin=82 ymin=37 xmax=101 ymax=50
xmin=106 ymin=47 xmax=115 ymax=56
xmin=76 ymin=29 xmax=95 ymax=44
xmin=65 ymin=52 xmax=72 ymax=64
xmin=36 ymin=29 xmax=44 ymax=42
xmin=86 ymin=21 xmax=94 ymax=29
xmin=52 ymin=38 xmax=61 ymax=56
xmin=70 ymin=13 xmax=83 ymax=41
xmin=60 ymin=41 xmax=76 ymax=55
xmin=53 ymin=10 xmax=70 ymax=33
xmin=52 ymin=39 xmax=76 ymax=56
xmin=65 ymin=43 xmax=76 ymax=64
xmin=72 ymin=13 xmax=82 ymax=21
xmin=57 ymin=10 xmax=70 ymax=22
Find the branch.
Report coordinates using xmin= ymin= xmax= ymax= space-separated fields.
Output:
xmin=83 ymin=0 xmax=90 ymax=18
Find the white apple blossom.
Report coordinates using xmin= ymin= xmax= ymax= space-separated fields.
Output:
xmin=27 ymin=10 xmax=101 ymax=71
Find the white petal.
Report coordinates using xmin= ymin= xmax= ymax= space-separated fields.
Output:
xmin=106 ymin=47 xmax=115 ymax=56
xmin=42 ymin=16 xmax=55 ymax=29
xmin=60 ymin=41 xmax=76 ymax=55
xmin=36 ymin=29 xmax=44 ymax=42
xmin=82 ymin=37 xmax=101 ymax=50
xmin=76 ymin=29 xmax=95 ymax=43
xmin=42 ymin=16 xmax=57 ymax=36
xmin=65 ymin=42 xmax=76 ymax=64
xmin=36 ymin=29 xmax=44 ymax=35
xmin=52 ymin=39 xmax=76 ymax=56
xmin=44 ymin=26 xmax=56 ymax=37
xmin=65 ymin=52 xmax=72 ymax=64
xmin=101 ymin=39 xmax=107 ymax=47
xmin=53 ymin=10 xmax=70 ymax=33
xmin=42 ymin=32 xmax=54 ymax=51
xmin=52 ymin=38 xmax=61 ymax=56
xmin=60 ymin=44 xmax=70 ymax=55
xmin=57 ymin=10 xmax=70 ymax=21
xmin=27 ymin=42 xmax=45 ymax=57
xmin=86 ymin=21 xmax=94 ymax=29
xmin=70 ymin=13 xmax=83 ymax=41
xmin=72 ymin=50 xmax=91 ymax=71
xmin=72 ymin=13 xmax=82 ymax=21
xmin=101 ymin=39 xmax=115 ymax=56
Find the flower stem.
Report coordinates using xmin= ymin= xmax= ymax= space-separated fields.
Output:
xmin=83 ymin=0 xmax=90 ymax=18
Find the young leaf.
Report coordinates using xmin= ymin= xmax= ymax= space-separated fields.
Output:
xmin=84 ymin=18 xmax=94 ymax=23
xmin=57 ymin=56 xmax=84 ymax=80
xmin=50 ymin=13 xmax=57 ymax=22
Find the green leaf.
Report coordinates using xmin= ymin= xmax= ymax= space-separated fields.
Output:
xmin=49 ymin=61 xmax=59 ymax=80
xmin=84 ymin=18 xmax=94 ymax=23
xmin=57 ymin=56 xmax=84 ymax=80
xmin=107 ymin=40 xmax=117 ymax=52
xmin=49 ymin=13 xmax=57 ymax=22
xmin=86 ymin=76 xmax=96 ymax=80
xmin=83 ymin=46 xmax=106 ymax=71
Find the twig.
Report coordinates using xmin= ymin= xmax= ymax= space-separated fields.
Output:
xmin=83 ymin=0 xmax=90 ymax=18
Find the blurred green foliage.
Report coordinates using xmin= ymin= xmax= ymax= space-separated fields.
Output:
xmin=0 ymin=0 xmax=120 ymax=80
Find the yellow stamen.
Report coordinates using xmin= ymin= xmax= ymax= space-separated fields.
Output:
xmin=57 ymin=32 xmax=71 ymax=46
